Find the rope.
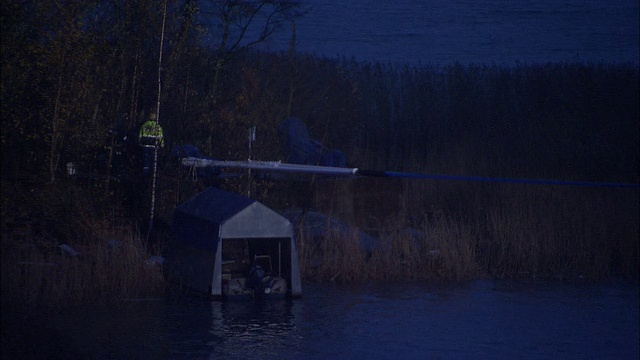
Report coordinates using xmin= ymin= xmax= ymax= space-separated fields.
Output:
xmin=188 ymin=164 xmax=198 ymax=182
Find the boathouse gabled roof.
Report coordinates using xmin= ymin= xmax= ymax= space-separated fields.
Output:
xmin=172 ymin=187 xmax=292 ymax=251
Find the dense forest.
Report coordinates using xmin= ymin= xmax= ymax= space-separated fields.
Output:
xmin=2 ymin=1 xmax=638 ymax=307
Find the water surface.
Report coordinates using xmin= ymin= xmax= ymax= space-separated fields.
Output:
xmin=251 ymin=0 xmax=639 ymax=65
xmin=3 ymin=279 xmax=638 ymax=359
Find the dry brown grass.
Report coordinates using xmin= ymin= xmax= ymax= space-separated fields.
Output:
xmin=470 ymin=185 xmax=639 ymax=280
xmin=296 ymin=183 xmax=639 ymax=284
xmin=1 ymin=223 xmax=166 ymax=310
xmin=296 ymin=211 xmax=482 ymax=284
xmin=298 ymin=225 xmax=368 ymax=282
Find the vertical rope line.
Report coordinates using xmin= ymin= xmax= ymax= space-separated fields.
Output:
xmin=148 ymin=0 xmax=168 ymax=239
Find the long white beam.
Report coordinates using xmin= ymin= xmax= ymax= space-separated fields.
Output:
xmin=181 ymin=157 xmax=358 ymax=176
xmin=180 ymin=156 xmax=639 ymax=188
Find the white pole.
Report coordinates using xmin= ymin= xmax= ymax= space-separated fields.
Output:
xmin=278 ymin=242 xmax=281 ymax=277
xmin=148 ymin=0 xmax=167 ymax=239
xmin=247 ymin=126 xmax=256 ymax=197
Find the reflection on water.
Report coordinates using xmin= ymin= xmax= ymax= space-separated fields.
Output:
xmin=207 ymin=300 xmax=300 ymax=358
xmin=168 ymin=300 xmax=301 ymax=358
xmin=2 ymin=280 xmax=638 ymax=359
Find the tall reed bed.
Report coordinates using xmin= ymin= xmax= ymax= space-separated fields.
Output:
xmin=1 ymin=223 xmax=166 ymax=310
xmin=296 ymin=181 xmax=638 ymax=283
xmin=450 ymin=183 xmax=638 ymax=280
xmin=297 ymin=222 xmax=368 ymax=282
xmin=370 ymin=214 xmax=480 ymax=282
xmin=296 ymin=211 xmax=480 ymax=283
xmin=346 ymin=62 xmax=638 ymax=184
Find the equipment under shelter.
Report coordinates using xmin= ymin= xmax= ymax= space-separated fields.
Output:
xmin=166 ymin=187 xmax=302 ymax=299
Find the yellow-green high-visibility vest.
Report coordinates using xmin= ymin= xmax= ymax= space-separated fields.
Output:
xmin=139 ymin=120 xmax=164 ymax=147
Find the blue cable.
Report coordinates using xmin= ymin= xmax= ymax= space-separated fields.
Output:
xmin=357 ymin=170 xmax=639 ymax=189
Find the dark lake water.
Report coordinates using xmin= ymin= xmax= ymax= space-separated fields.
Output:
xmin=250 ymin=0 xmax=639 ymax=65
xmin=3 ymin=279 xmax=638 ymax=359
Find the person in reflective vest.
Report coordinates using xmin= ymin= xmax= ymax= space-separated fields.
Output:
xmin=139 ymin=113 xmax=164 ymax=176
